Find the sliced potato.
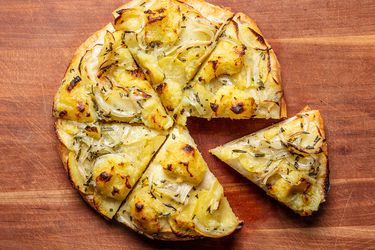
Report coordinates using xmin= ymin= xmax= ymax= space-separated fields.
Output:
xmin=114 ymin=8 xmax=146 ymax=32
xmin=194 ymin=39 xmax=245 ymax=84
xmin=210 ymin=85 xmax=256 ymax=118
xmin=144 ymin=1 xmax=182 ymax=46
xmin=193 ymin=197 xmax=239 ymax=238
xmin=92 ymin=154 xmax=134 ymax=201
xmin=159 ymin=141 xmax=208 ymax=185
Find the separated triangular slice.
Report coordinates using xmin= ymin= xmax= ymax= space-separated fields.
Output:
xmin=210 ymin=107 xmax=329 ymax=216
xmin=112 ymin=0 xmax=233 ymax=117
xmin=53 ymin=23 xmax=173 ymax=130
xmin=56 ymin=119 xmax=167 ymax=219
xmin=176 ymin=13 xmax=286 ymax=124
xmin=115 ymin=126 xmax=241 ymax=240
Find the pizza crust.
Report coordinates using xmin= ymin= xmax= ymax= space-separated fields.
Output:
xmin=235 ymin=12 xmax=287 ymax=118
xmin=116 ymin=214 xmax=201 ymax=241
xmin=52 ymin=23 xmax=114 ymax=122
xmin=177 ymin=0 xmax=234 ymax=24
xmin=112 ymin=0 xmax=145 ymax=18
xmin=113 ymin=0 xmax=234 ymax=24
xmin=62 ymin=23 xmax=114 ymax=83
xmin=56 ymin=130 xmax=108 ymax=219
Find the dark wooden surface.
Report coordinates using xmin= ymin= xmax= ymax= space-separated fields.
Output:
xmin=1 ymin=0 xmax=374 ymax=249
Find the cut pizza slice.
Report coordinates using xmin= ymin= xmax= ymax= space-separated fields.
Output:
xmin=56 ymin=119 xmax=167 ymax=219
xmin=210 ymin=107 xmax=329 ymax=216
xmin=53 ymin=23 xmax=173 ymax=130
xmin=112 ymin=0 xmax=233 ymax=116
xmin=176 ymin=13 xmax=286 ymax=124
xmin=115 ymin=126 xmax=241 ymax=240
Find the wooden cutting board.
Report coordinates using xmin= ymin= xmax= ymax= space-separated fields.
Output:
xmin=1 ymin=0 xmax=374 ymax=249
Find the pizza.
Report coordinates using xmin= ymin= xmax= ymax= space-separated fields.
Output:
xmin=210 ymin=107 xmax=329 ymax=216
xmin=177 ymin=13 xmax=286 ymax=124
xmin=52 ymin=0 xmax=329 ymax=241
xmin=112 ymin=0 xmax=233 ymax=122
xmin=52 ymin=23 xmax=173 ymax=130
xmin=111 ymin=0 xmax=285 ymax=124
xmin=56 ymin=119 xmax=167 ymax=219
xmin=116 ymin=126 xmax=240 ymax=240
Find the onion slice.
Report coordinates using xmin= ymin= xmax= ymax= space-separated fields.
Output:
xmin=94 ymin=90 xmax=136 ymax=119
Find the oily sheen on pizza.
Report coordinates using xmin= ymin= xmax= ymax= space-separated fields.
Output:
xmin=53 ymin=0 xmax=329 ymax=241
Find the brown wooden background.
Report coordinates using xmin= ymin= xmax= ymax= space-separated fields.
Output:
xmin=1 ymin=0 xmax=374 ymax=249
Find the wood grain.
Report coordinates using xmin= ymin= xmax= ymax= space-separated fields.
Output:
xmin=1 ymin=0 xmax=375 ymax=249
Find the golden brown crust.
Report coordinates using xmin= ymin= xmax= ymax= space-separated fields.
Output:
xmin=68 ymin=23 xmax=114 ymax=72
xmin=148 ymin=233 xmax=201 ymax=241
xmin=119 ymin=221 xmax=202 ymax=241
xmin=314 ymin=109 xmax=327 ymax=154
xmin=55 ymin=120 xmax=69 ymax=173
xmin=312 ymin=108 xmax=330 ymax=200
xmin=270 ymin=49 xmax=287 ymax=118
xmin=58 ymin=142 xmax=69 ymax=173
xmin=58 ymin=141 xmax=113 ymax=219
xmin=52 ymin=23 xmax=114 ymax=116
xmin=323 ymin=161 xmax=330 ymax=197
xmin=113 ymin=0 xmax=234 ymax=25
xmin=55 ymin=121 xmax=110 ymax=219
xmin=269 ymin=49 xmax=282 ymax=88
xmin=304 ymin=107 xmax=329 ymax=213
xmin=112 ymin=0 xmax=144 ymax=18
xmin=279 ymin=97 xmax=287 ymax=118
xmin=235 ymin=13 xmax=264 ymax=36
xmin=235 ymin=12 xmax=285 ymax=119
xmin=177 ymin=0 xmax=234 ymax=24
